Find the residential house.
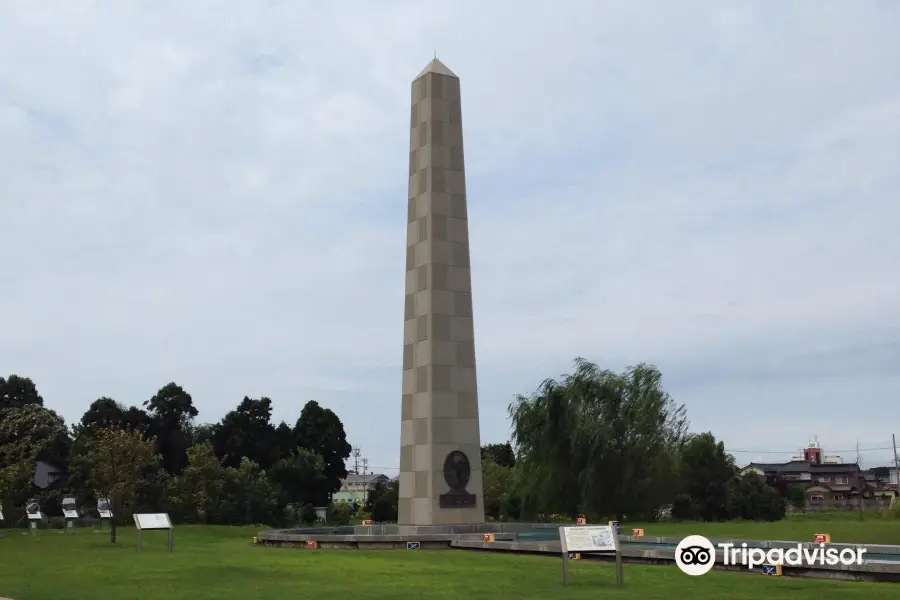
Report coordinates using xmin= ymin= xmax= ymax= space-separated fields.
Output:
xmin=33 ymin=460 xmax=65 ymax=489
xmin=742 ymin=438 xmax=896 ymax=510
xmin=332 ymin=473 xmax=390 ymax=505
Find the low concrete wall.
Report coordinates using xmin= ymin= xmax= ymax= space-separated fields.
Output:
xmin=451 ymin=539 xmax=900 ymax=582
xmin=258 ymin=526 xmax=900 ymax=582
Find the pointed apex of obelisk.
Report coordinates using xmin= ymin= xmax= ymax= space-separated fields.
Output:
xmin=415 ymin=57 xmax=457 ymax=79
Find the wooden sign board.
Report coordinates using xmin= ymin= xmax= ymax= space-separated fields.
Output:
xmin=482 ymin=533 xmax=495 ymax=542
xmin=631 ymin=528 xmax=644 ymax=536
xmin=813 ymin=533 xmax=831 ymax=544
xmin=559 ymin=525 xmax=623 ymax=586
xmin=133 ymin=513 xmax=173 ymax=552
xmin=362 ymin=519 xmax=373 ymax=525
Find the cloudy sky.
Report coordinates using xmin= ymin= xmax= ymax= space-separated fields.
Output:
xmin=2 ymin=1 xmax=899 ymax=475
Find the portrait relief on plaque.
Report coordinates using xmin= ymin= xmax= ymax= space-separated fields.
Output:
xmin=439 ymin=450 xmax=477 ymax=508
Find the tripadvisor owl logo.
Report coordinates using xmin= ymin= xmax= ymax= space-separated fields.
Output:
xmin=675 ymin=534 xmax=867 ymax=576
xmin=675 ymin=535 xmax=716 ymax=576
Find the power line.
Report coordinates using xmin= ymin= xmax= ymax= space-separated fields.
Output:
xmin=726 ymin=445 xmax=895 ymax=454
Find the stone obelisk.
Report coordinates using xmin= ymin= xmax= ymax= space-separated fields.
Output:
xmin=399 ymin=58 xmax=485 ymax=526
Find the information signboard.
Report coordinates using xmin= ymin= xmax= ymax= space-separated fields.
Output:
xmin=133 ymin=513 xmax=174 ymax=552
xmin=134 ymin=513 xmax=171 ymax=530
xmin=97 ymin=498 xmax=113 ymax=519
xmin=25 ymin=499 xmax=42 ymax=520
xmin=558 ymin=525 xmax=623 ymax=586
xmin=62 ymin=497 xmax=79 ymax=520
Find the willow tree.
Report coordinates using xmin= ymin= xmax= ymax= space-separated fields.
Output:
xmin=509 ymin=358 xmax=687 ymax=521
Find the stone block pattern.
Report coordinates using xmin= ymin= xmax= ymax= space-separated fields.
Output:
xmin=398 ymin=67 xmax=485 ymax=526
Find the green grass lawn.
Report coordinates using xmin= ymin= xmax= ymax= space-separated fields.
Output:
xmin=625 ymin=513 xmax=900 ymax=545
xmin=0 ymin=525 xmax=897 ymax=600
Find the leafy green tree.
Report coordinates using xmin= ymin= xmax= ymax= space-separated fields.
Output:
xmin=786 ymin=485 xmax=807 ymax=510
xmin=482 ymin=458 xmax=516 ymax=520
xmin=365 ymin=479 xmax=389 ymax=512
xmin=371 ymin=479 xmax=398 ymax=522
xmin=0 ymin=405 xmax=70 ymax=509
xmin=676 ymin=432 xmax=736 ymax=521
xmin=145 ymin=383 xmax=198 ymax=475
xmin=191 ymin=423 xmax=216 ymax=445
xmin=165 ymin=442 xmax=228 ymax=523
xmin=326 ymin=501 xmax=353 ymax=525
xmin=482 ymin=442 xmax=515 ymax=468
xmin=211 ymin=396 xmax=279 ymax=470
xmin=727 ymin=471 xmax=786 ymax=521
xmin=293 ymin=401 xmax=352 ymax=505
xmin=79 ymin=426 xmax=159 ymax=543
xmin=270 ymin=448 xmax=326 ymax=506
xmin=74 ymin=398 xmax=151 ymax=438
xmin=509 ymin=358 xmax=687 ymax=521
xmin=0 ymin=405 xmax=67 ymax=510
xmin=227 ymin=457 xmax=280 ymax=525
xmin=273 ymin=421 xmax=297 ymax=462
xmin=0 ymin=374 xmax=44 ymax=411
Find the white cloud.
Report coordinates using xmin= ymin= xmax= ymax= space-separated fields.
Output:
xmin=1 ymin=0 xmax=898 ymax=473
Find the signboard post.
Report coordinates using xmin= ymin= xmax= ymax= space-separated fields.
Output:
xmin=133 ymin=513 xmax=173 ymax=552
xmin=96 ymin=498 xmax=113 ymax=533
xmin=25 ymin=499 xmax=42 ymax=536
xmin=61 ymin=497 xmax=78 ymax=534
xmin=559 ymin=525 xmax=623 ymax=586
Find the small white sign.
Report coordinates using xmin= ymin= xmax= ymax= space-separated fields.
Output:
xmin=133 ymin=513 xmax=172 ymax=530
xmin=25 ymin=500 xmax=42 ymax=520
xmin=97 ymin=498 xmax=113 ymax=519
xmin=62 ymin=497 xmax=78 ymax=519
xmin=0 ymin=501 xmax=4 ymax=520
xmin=560 ymin=525 xmax=619 ymax=553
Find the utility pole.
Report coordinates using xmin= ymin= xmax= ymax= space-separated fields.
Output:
xmin=351 ymin=447 xmax=361 ymax=475
xmin=361 ymin=458 xmax=369 ymax=507
xmin=857 ymin=440 xmax=864 ymax=520
xmin=893 ymin=434 xmax=899 ymax=503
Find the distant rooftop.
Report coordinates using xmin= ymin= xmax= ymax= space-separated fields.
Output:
xmin=341 ymin=473 xmax=389 ymax=484
xmin=745 ymin=461 xmax=860 ymax=474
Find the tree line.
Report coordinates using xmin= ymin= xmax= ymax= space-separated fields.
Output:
xmin=2 ymin=359 xmax=790 ymax=540
xmin=0 ymin=375 xmax=353 ymax=541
